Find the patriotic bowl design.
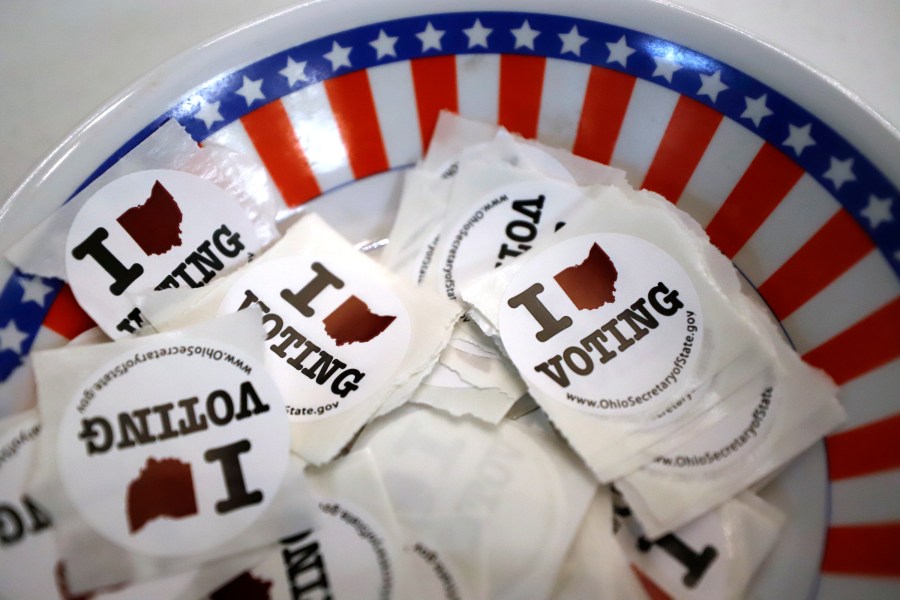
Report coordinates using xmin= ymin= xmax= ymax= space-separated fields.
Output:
xmin=0 ymin=0 xmax=897 ymax=597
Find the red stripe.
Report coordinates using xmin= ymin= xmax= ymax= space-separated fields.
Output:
xmin=324 ymin=70 xmax=390 ymax=178
xmin=641 ymin=96 xmax=722 ymax=202
xmin=498 ymin=54 xmax=546 ymax=139
xmin=803 ymin=296 xmax=900 ymax=385
xmin=410 ymin=56 xmax=458 ymax=152
xmin=43 ymin=284 xmax=95 ymax=339
xmin=827 ymin=413 xmax=900 ymax=480
xmin=241 ymin=100 xmax=320 ymax=208
xmin=704 ymin=144 xmax=804 ymax=257
xmin=572 ymin=67 xmax=636 ymax=165
xmin=631 ymin=566 xmax=672 ymax=600
xmin=821 ymin=522 xmax=900 ymax=577
xmin=758 ymin=212 xmax=875 ymax=320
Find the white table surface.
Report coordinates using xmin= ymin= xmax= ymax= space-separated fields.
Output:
xmin=0 ymin=0 xmax=897 ymax=208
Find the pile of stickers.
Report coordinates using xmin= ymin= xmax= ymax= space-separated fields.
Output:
xmin=0 ymin=112 xmax=845 ymax=600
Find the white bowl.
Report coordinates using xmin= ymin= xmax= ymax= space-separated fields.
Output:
xmin=0 ymin=1 xmax=897 ymax=597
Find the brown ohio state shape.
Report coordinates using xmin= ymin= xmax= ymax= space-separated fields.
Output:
xmin=554 ymin=242 xmax=619 ymax=310
xmin=126 ymin=456 xmax=198 ymax=533
xmin=116 ymin=180 xmax=184 ymax=256
xmin=323 ymin=295 xmax=396 ymax=346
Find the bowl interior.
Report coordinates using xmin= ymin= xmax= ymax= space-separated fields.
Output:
xmin=1 ymin=4 xmax=898 ymax=598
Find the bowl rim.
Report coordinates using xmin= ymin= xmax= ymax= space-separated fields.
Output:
xmin=1 ymin=2 xmax=896 ymax=597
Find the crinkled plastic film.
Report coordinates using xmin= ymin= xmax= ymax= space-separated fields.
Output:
xmin=551 ymin=486 xmax=650 ymax=600
xmin=616 ymin=327 xmax=844 ymax=538
xmin=7 ymin=120 xmax=279 ymax=280
xmin=355 ymin=405 xmax=596 ymax=600
xmin=413 ymin=365 xmax=519 ymax=425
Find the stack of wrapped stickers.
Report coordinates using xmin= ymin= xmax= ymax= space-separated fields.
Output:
xmin=0 ymin=112 xmax=844 ymax=600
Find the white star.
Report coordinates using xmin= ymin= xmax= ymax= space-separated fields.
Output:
xmin=605 ymin=35 xmax=635 ymax=67
xmin=324 ymin=41 xmax=352 ymax=71
xmin=697 ymin=70 xmax=728 ymax=102
xmin=860 ymin=195 xmax=894 ymax=228
xmin=741 ymin=94 xmax=773 ymax=128
xmin=279 ymin=57 xmax=308 ymax=87
xmin=511 ymin=20 xmax=540 ymax=50
xmin=783 ymin=123 xmax=816 ymax=156
xmin=559 ymin=26 xmax=588 ymax=56
xmin=193 ymin=98 xmax=223 ymax=129
xmin=417 ymin=22 xmax=444 ymax=52
xmin=234 ymin=76 xmax=265 ymax=107
xmin=19 ymin=277 xmax=53 ymax=307
xmin=823 ymin=157 xmax=856 ymax=190
xmin=370 ymin=29 xmax=398 ymax=60
xmin=0 ymin=321 xmax=28 ymax=355
xmin=463 ymin=19 xmax=492 ymax=49
xmin=652 ymin=56 xmax=681 ymax=83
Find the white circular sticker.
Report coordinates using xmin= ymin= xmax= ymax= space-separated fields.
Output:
xmin=57 ymin=340 xmax=289 ymax=556
xmin=435 ymin=180 xmax=583 ymax=300
xmin=65 ymin=169 xmax=261 ymax=339
xmin=219 ymin=256 xmax=412 ymax=422
xmin=649 ymin=381 xmax=775 ymax=476
xmin=424 ymin=363 xmax=472 ymax=389
xmin=500 ymin=233 xmax=703 ymax=417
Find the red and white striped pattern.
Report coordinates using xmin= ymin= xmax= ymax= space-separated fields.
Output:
xmin=204 ymin=56 xmax=899 ymax=584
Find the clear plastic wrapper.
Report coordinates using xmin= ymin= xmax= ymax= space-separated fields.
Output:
xmin=613 ymin=490 xmax=785 ymax=600
xmin=0 ymin=326 xmax=112 ymax=422
xmin=139 ymin=213 xmax=462 ymax=464
xmin=26 ymin=310 xmax=316 ymax=594
xmin=421 ymin=320 xmax=526 ymax=424
xmin=461 ymin=183 xmax=779 ymax=481
xmin=379 ymin=167 xmax=452 ymax=278
xmin=395 ymin=320 xmax=525 ymax=425
xmin=6 ymin=120 xmax=281 ymax=339
xmin=355 ymin=404 xmax=596 ymax=600
xmin=412 ymin=363 xmax=520 ymax=425
xmin=419 ymin=111 xmax=627 ymax=189
xmin=418 ymin=111 xmax=498 ymax=175
xmin=551 ymin=486 xmax=650 ymax=600
xmin=616 ymin=330 xmax=844 ymax=538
